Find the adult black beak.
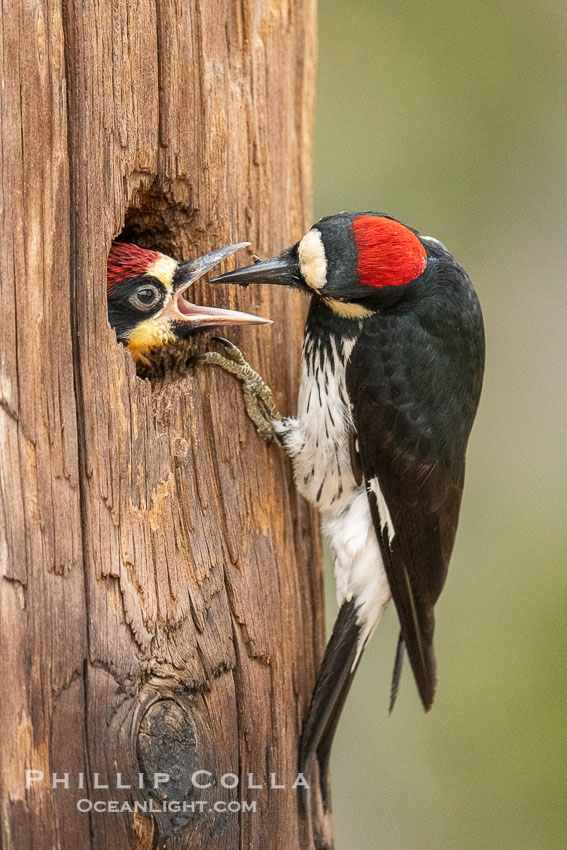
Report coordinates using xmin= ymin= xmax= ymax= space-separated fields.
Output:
xmin=163 ymin=242 xmax=272 ymax=329
xmin=209 ymin=247 xmax=301 ymax=289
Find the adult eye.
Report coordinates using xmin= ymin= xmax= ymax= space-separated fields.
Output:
xmin=129 ymin=284 xmax=161 ymax=312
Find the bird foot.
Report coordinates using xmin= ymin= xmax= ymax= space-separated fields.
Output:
xmin=194 ymin=338 xmax=282 ymax=444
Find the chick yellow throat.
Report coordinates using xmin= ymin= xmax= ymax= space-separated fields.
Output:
xmin=126 ymin=316 xmax=177 ymax=361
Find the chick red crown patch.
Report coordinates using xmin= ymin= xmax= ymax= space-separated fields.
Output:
xmin=351 ymin=215 xmax=427 ymax=288
xmin=107 ymin=241 xmax=161 ymax=293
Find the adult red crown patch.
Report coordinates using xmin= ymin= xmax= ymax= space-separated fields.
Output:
xmin=352 ymin=216 xmax=427 ymax=288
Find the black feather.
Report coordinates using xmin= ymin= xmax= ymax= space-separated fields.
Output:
xmin=345 ymin=252 xmax=484 ymax=710
xmin=299 ymin=600 xmax=361 ymax=811
xmin=389 ymin=632 xmax=405 ymax=713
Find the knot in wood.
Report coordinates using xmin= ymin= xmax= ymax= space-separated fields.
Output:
xmin=137 ymin=699 xmax=197 ymax=804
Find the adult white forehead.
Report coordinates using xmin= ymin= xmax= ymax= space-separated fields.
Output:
xmin=298 ymin=229 xmax=327 ymax=291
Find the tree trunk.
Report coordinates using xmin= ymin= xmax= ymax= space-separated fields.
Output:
xmin=0 ymin=1 xmax=332 ymax=847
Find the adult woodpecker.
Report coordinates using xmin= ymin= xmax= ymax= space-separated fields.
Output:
xmin=198 ymin=212 xmax=485 ymax=805
xmin=107 ymin=240 xmax=270 ymax=361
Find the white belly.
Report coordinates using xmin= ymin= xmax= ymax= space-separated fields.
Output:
xmin=324 ymin=489 xmax=391 ymax=653
xmin=278 ymin=336 xmax=357 ymax=516
xmin=274 ymin=334 xmax=391 ymax=642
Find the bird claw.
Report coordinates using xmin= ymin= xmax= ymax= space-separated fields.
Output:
xmin=193 ymin=339 xmax=282 ymax=444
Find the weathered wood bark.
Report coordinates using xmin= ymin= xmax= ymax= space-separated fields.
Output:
xmin=0 ymin=2 xmax=333 ymax=848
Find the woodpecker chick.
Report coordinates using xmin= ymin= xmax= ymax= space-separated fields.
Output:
xmin=200 ymin=212 xmax=485 ymax=807
xmin=107 ymin=240 xmax=270 ymax=362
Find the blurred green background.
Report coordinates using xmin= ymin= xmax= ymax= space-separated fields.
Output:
xmin=314 ymin=1 xmax=567 ymax=848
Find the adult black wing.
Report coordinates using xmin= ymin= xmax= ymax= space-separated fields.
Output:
xmin=346 ymin=297 xmax=484 ymax=709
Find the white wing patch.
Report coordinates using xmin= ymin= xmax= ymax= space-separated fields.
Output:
xmin=368 ymin=477 xmax=396 ymax=545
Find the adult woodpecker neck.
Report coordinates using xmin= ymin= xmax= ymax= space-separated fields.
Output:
xmin=303 ymin=298 xmax=365 ymax=372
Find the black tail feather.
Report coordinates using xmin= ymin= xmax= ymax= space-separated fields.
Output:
xmin=389 ymin=632 xmax=405 ymax=713
xmin=316 ymin=665 xmax=360 ymax=811
xmin=299 ymin=600 xmax=361 ymax=811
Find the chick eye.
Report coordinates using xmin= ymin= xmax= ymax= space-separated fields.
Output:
xmin=129 ymin=284 xmax=161 ymax=312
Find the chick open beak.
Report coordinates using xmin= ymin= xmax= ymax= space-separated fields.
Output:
xmin=162 ymin=242 xmax=272 ymax=329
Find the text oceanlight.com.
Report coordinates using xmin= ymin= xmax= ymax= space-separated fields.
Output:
xmin=25 ymin=771 xmax=309 ymax=814
xmin=76 ymin=799 xmax=258 ymax=814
